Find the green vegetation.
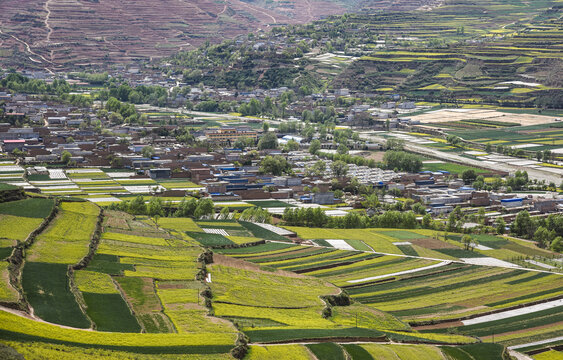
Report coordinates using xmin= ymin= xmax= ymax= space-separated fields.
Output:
xmin=22 ymin=262 xmax=91 ymax=328
xmin=306 ymin=343 xmax=346 ymax=360
xmin=75 ymin=271 xmax=141 ymax=332
xmin=0 ymin=198 xmax=54 ymax=218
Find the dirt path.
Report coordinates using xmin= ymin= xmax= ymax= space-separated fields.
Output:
xmin=234 ymin=0 xmax=277 ymax=24
xmin=508 ymin=349 xmax=534 ymax=360
xmin=44 ymin=0 xmax=54 ymax=44
xmin=218 ymin=1 xmax=228 ymax=15
xmin=0 ymin=26 xmax=54 ymax=73
xmin=303 ymin=0 xmax=314 ymax=22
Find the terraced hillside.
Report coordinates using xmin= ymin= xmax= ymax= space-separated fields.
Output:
xmin=3 ymin=201 xmax=544 ymax=359
xmin=165 ymin=0 xmax=561 ymax=108
xmin=0 ymin=0 xmax=441 ymax=70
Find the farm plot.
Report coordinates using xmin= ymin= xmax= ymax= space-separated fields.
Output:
xmin=226 ymin=233 xmax=562 ymax=344
xmin=157 ymin=281 xmax=237 ymax=335
xmin=209 ymin=264 xmax=336 ymax=308
xmin=26 ymin=201 xmax=100 ymax=264
xmin=0 ymin=215 xmax=43 ymax=241
xmin=156 ymin=217 xmax=203 ymax=232
xmin=85 ymin=217 xmax=217 ymax=333
xmin=114 ymin=276 xmax=176 ymax=333
xmin=285 ymin=227 xmax=404 ymax=254
xmin=0 ymin=310 xmax=236 ymax=356
xmin=246 ymin=345 xmax=312 ymax=360
xmin=239 ymin=221 xmax=291 ymax=241
xmin=22 ymin=201 xmax=100 ymax=328
xmin=346 ymin=264 xmax=563 ymax=325
xmin=74 ymin=270 xmax=141 ymax=332
xmin=0 ymin=261 xmax=18 ymax=303
xmin=0 ymin=198 xmax=54 ymax=218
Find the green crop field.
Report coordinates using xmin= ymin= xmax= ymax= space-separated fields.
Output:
xmin=21 ymin=201 xmax=101 ymax=328
xmin=22 ymin=262 xmax=91 ymax=328
xmin=0 ymin=198 xmax=54 ymax=218
xmin=74 ymin=270 xmax=141 ymax=332
xmin=0 ymin=310 xmax=236 ymax=355
xmin=246 ymin=345 xmax=312 ymax=359
xmin=27 ymin=201 xmax=100 ymax=264
xmin=306 ymin=343 xmax=346 ymax=360
xmin=0 ymin=215 xmax=43 ymax=241
xmin=0 ymin=261 xmax=18 ymax=303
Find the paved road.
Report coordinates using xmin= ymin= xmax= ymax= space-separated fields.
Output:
xmin=359 ymin=132 xmax=562 ymax=184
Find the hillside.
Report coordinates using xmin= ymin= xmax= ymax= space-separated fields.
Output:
xmin=164 ymin=0 xmax=562 ymax=108
xmin=0 ymin=0 xmax=440 ymax=71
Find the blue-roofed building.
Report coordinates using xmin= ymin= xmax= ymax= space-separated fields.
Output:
xmin=500 ymin=198 xmax=524 ymax=208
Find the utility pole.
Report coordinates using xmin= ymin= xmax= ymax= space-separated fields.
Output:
xmin=355 ymin=312 xmax=358 ymax=328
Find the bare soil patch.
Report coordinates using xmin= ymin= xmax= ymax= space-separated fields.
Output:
xmin=411 ymin=109 xmax=557 ymax=126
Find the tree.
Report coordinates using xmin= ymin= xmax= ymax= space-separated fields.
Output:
xmin=259 ymin=155 xmax=292 ymax=176
xmin=262 ymin=122 xmax=269 ymax=132
xmin=551 ymin=236 xmax=563 ymax=253
xmin=141 ymin=146 xmax=155 ymax=158
xmin=383 ymin=151 xmax=422 ymax=173
xmin=477 ymin=207 xmax=486 ymax=224
xmin=462 ymin=234 xmax=473 ymax=250
xmin=461 ymin=169 xmax=477 ymax=184
xmin=446 ymin=135 xmax=461 ymax=147
xmin=511 ymin=210 xmax=535 ymax=238
xmin=334 ymin=189 xmax=344 ymax=200
xmin=305 ymin=160 xmax=326 ymax=177
xmin=337 ymin=144 xmax=349 ymax=155
xmin=219 ymin=206 xmax=230 ymax=220
xmin=194 ymin=198 xmax=215 ymax=219
xmin=362 ymin=194 xmax=380 ymax=210
xmin=129 ymin=195 xmax=147 ymax=215
xmin=233 ymin=137 xmax=254 ymax=149
xmin=422 ymin=213 xmax=432 ymax=229
xmin=533 ymin=226 xmax=552 ymax=249
xmin=258 ymin=132 xmax=278 ymax=150
xmin=495 ymin=217 xmax=506 ymax=235
xmin=61 ymin=150 xmax=72 ymax=164
xmin=446 ymin=212 xmax=457 ymax=232
xmin=309 ymin=139 xmax=321 ymax=155
xmin=283 ymin=139 xmax=300 ymax=152
xmin=147 ymin=197 xmax=164 ymax=217
xmin=331 ymin=160 xmax=349 ymax=178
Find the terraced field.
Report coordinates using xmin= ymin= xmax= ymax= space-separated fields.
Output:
xmin=2 ymin=207 xmax=561 ymax=359
xmin=20 ymin=201 xmax=100 ymax=328
xmin=219 ymin=226 xmax=563 ymax=353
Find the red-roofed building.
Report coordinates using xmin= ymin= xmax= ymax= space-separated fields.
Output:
xmin=2 ymin=139 xmax=25 ymax=152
